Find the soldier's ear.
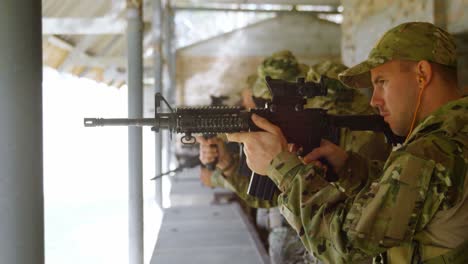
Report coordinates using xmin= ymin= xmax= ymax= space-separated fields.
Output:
xmin=416 ymin=60 xmax=433 ymax=88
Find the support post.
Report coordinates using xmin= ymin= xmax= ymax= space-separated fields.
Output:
xmin=0 ymin=1 xmax=44 ymax=263
xmin=153 ymin=0 xmax=164 ymax=208
xmin=126 ymin=0 xmax=144 ymax=263
xmin=163 ymin=2 xmax=176 ymax=177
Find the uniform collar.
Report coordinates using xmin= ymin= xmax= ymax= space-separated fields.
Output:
xmin=404 ymin=96 xmax=468 ymax=144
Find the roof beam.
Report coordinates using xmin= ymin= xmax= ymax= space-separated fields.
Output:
xmin=71 ymin=54 xmax=126 ymax=68
xmin=69 ymin=1 xmax=126 ymax=74
xmin=46 ymin=36 xmax=126 ymax=68
xmin=81 ymin=35 xmax=123 ymax=78
xmin=58 ymin=36 xmax=97 ymax=71
xmin=42 ymin=17 xmax=126 ymax=35
xmin=42 ymin=3 xmax=339 ymax=35
xmin=46 ymin=36 xmax=74 ymax=51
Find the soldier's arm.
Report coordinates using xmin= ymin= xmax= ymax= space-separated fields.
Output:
xmin=267 ymin=138 xmax=457 ymax=263
xmin=198 ymin=135 xmax=278 ymax=208
xmin=210 ymin=156 xmax=278 ymax=208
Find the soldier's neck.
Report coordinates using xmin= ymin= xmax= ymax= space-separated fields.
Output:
xmin=417 ymin=82 xmax=461 ymax=123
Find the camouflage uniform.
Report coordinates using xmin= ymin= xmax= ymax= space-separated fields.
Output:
xmin=266 ymin=22 xmax=468 ymax=263
xmin=213 ymin=54 xmax=392 ymax=263
xmin=211 ymin=50 xmax=307 ymax=209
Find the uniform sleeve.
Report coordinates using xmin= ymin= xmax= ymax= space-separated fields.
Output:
xmin=210 ymin=168 xmax=234 ymax=190
xmin=267 ymin=149 xmax=445 ymax=263
xmin=210 ymin=156 xmax=278 ymax=208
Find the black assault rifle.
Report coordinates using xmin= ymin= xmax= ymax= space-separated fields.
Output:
xmin=84 ymin=76 xmax=404 ymax=201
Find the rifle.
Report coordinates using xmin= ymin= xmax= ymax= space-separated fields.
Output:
xmin=203 ymin=95 xmax=230 ymax=171
xmin=84 ymin=76 xmax=404 ymax=201
xmin=150 ymin=155 xmax=202 ymax=180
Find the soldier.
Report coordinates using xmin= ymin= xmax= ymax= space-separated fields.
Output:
xmin=199 ymin=50 xmax=310 ymax=263
xmin=259 ymin=60 xmax=389 ymax=264
xmin=198 ymin=50 xmax=308 ymax=210
xmin=227 ymin=22 xmax=468 ymax=263
xmin=200 ymin=52 xmax=392 ymax=263
xmin=252 ymin=51 xmax=310 ymax=264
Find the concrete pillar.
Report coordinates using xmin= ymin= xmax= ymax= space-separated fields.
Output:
xmin=152 ymin=0 xmax=164 ymax=208
xmin=0 ymin=1 xmax=44 ymax=263
xmin=126 ymin=0 xmax=144 ymax=263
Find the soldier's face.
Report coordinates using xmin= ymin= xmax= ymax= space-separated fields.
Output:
xmin=370 ymin=60 xmax=419 ymax=136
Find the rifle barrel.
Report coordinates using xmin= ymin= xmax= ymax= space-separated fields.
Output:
xmin=84 ymin=117 xmax=171 ymax=128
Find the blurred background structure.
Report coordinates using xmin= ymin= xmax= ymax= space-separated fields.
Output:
xmin=1 ymin=0 xmax=467 ymax=264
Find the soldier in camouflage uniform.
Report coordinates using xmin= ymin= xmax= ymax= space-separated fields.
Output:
xmin=198 ymin=50 xmax=307 ymax=209
xmin=265 ymin=60 xmax=388 ymax=264
xmin=200 ymin=51 xmax=392 ymax=263
xmin=253 ymin=51 xmax=311 ymax=264
xmin=227 ymin=22 xmax=468 ymax=264
xmin=203 ymin=59 xmax=392 ymax=206
xmin=199 ymin=50 xmax=310 ymax=263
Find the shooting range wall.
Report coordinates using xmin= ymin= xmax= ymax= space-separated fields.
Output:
xmin=176 ymin=13 xmax=342 ymax=105
xmin=342 ymin=0 xmax=468 ymax=92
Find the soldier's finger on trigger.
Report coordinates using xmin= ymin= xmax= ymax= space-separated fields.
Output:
xmin=303 ymin=148 xmax=323 ymax=163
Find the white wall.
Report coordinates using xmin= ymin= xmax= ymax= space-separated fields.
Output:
xmin=180 ymin=13 xmax=341 ymax=62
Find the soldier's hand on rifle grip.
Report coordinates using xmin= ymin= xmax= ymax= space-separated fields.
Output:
xmin=227 ymin=114 xmax=287 ymax=176
xmin=196 ymin=136 xmax=232 ymax=171
xmin=303 ymin=139 xmax=349 ymax=175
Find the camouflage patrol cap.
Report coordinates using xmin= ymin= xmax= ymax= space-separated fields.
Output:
xmin=253 ymin=50 xmax=305 ymax=99
xmin=258 ymin=50 xmax=301 ymax=80
xmin=306 ymin=60 xmax=348 ymax=82
xmin=339 ymin=22 xmax=457 ymax=88
xmin=304 ymin=61 xmax=362 ymax=111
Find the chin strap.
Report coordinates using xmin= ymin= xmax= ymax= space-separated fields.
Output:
xmin=407 ymin=81 xmax=426 ymax=140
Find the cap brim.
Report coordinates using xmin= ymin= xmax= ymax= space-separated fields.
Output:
xmin=338 ymin=59 xmax=383 ymax=89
